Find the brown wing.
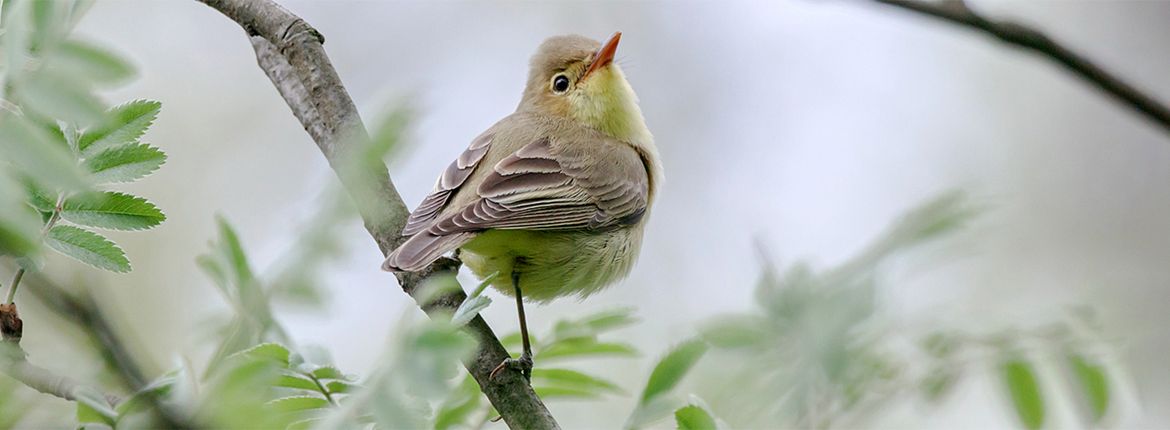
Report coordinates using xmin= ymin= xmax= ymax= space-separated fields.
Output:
xmin=383 ymin=135 xmax=649 ymax=272
xmin=428 ymin=137 xmax=648 ymax=236
xmin=401 ymin=132 xmax=494 ymax=236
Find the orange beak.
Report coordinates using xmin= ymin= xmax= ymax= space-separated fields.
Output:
xmin=582 ymin=32 xmax=621 ymax=81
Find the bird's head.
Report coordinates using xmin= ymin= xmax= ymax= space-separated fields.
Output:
xmin=519 ymin=32 xmax=649 ymax=143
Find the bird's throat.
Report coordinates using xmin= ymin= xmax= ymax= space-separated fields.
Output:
xmin=571 ymin=66 xmax=652 ymax=145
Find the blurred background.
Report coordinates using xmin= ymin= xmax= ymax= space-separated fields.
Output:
xmin=6 ymin=0 xmax=1170 ymax=428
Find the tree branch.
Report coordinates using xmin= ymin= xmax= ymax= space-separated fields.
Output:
xmin=871 ymin=0 xmax=1170 ymax=136
xmin=194 ymin=1 xmax=560 ymax=428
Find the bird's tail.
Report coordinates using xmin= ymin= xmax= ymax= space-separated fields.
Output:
xmin=382 ymin=231 xmax=476 ymax=272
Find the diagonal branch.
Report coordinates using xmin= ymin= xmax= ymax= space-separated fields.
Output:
xmin=871 ymin=0 xmax=1170 ymax=136
xmin=194 ymin=1 xmax=560 ymax=428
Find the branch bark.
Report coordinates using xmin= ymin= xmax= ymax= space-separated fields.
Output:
xmin=872 ymin=0 xmax=1170 ymax=136
xmin=194 ymin=1 xmax=559 ymax=428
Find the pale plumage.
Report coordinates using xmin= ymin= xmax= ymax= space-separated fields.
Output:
xmin=383 ymin=33 xmax=659 ymax=302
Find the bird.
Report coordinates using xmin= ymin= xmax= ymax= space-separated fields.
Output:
xmin=382 ymin=32 xmax=660 ymax=380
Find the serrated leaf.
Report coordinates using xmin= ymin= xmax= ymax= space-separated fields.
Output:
xmin=45 ymin=225 xmax=129 ymax=272
xmin=531 ymin=368 xmax=623 ymax=394
xmin=267 ymin=395 xmax=330 ymax=413
xmin=278 ymin=374 xmax=319 ymax=391
xmin=84 ymin=143 xmax=166 ymax=184
xmin=534 ymin=386 xmax=602 ymax=400
xmin=1068 ymin=353 xmax=1109 ymax=423
xmin=538 ymin=340 xmax=638 ymax=361
xmin=641 ymin=340 xmax=707 ymax=403
xmin=60 ymin=192 xmax=165 ymax=230
xmin=311 ymin=366 xmax=347 ymax=381
xmin=674 ymin=405 xmax=717 ymax=430
xmin=325 ymin=380 xmax=356 ymax=394
xmin=79 ymin=100 xmax=160 ymax=156
xmin=1000 ymin=358 xmax=1045 ymax=430
xmin=47 ymin=39 xmax=134 ymax=86
xmin=233 ymin=342 xmax=291 ymax=367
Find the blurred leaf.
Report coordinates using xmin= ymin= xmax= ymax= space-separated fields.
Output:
xmin=45 ymin=225 xmax=129 ymax=272
xmin=0 ymin=114 xmax=88 ymax=191
xmin=13 ymin=68 xmax=105 ymax=125
xmin=267 ymin=395 xmax=329 ymax=413
xmin=60 ymin=191 xmax=165 ymax=230
xmin=46 ymin=39 xmax=134 ymax=86
xmin=698 ymin=315 xmax=767 ymax=349
xmin=674 ymin=405 xmax=717 ymax=430
xmin=923 ymin=331 xmax=961 ymax=358
xmin=531 ymin=368 xmax=623 ymax=394
xmin=538 ymin=339 xmax=638 ymax=361
xmin=74 ymin=386 xmax=116 ymax=425
xmin=1000 ymin=357 xmax=1045 ymax=430
xmin=83 ymin=143 xmax=166 ymax=184
xmin=550 ymin=307 xmax=639 ymax=343
xmin=0 ymin=176 xmax=42 ymax=256
xmin=1067 ymin=352 xmax=1109 ymax=423
xmin=534 ymin=386 xmax=602 ymax=400
xmin=78 ymin=99 xmax=160 ymax=156
xmin=920 ymin=367 xmax=958 ymax=403
xmin=434 ymin=376 xmax=481 ymax=430
xmin=116 ymin=372 xmax=176 ymax=417
xmin=641 ymin=339 xmax=707 ymax=403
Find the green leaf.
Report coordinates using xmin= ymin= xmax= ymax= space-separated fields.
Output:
xmin=640 ymin=339 xmax=707 ymax=403
xmin=116 ymin=373 xmax=176 ymax=417
xmin=1000 ymin=358 xmax=1045 ymax=430
xmin=325 ymin=380 xmax=356 ymax=394
xmin=451 ymin=295 xmax=491 ymax=327
xmin=60 ymin=192 xmax=165 ymax=230
xmin=277 ymin=374 xmax=319 ymax=391
xmin=83 ymin=143 xmax=166 ymax=184
xmin=232 ymin=343 xmax=291 ymax=367
xmin=267 ymin=395 xmax=330 ymax=413
xmin=0 ymin=115 xmax=88 ymax=191
xmin=311 ymin=366 xmax=347 ymax=381
xmin=79 ymin=100 xmax=160 ymax=156
xmin=531 ymin=368 xmax=623 ymax=394
xmin=13 ymin=68 xmax=105 ymax=125
xmin=698 ymin=315 xmax=767 ymax=349
xmin=674 ymin=405 xmax=717 ymax=430
xmin=0 ymin=177 xmax=42 ymax=257
xmin=538 ymin=340 xmax=638 ymax=361
xmin=434 ymin=376 xmax=482 ymax=430
xmin=921 ymin=367 xmax=958 ymax=403
xmin=1068 ymin=353 xmax=1109 ymax=423
xmin=45 ymin=225 xmax=129 ymax=272
xmin=47 ymin=39 xmax=135 ymax=86
xmin=74 ymin=386 xmax=116 ymax=425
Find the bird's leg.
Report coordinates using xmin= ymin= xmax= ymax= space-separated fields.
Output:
xmin=490 ymin=270 xmax=534 ymax=381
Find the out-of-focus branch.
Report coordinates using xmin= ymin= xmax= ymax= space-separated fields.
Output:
xmin=194 ymin=1 xmax=559 ymax=428
xmin=15 ymin=272 xmax=195 ymax=429
xmin=872 ymin=0 xmax=1170 ymax=136
xmin=1 ymin=349 xmax=121 ymax=408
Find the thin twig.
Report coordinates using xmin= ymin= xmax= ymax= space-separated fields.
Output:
xmin=193 ymin=1 xmax=560 ymax=428
xmin=871 ymin=0 xmax=1170 ymax=136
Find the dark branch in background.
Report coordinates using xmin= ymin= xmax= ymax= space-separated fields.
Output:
xmin=872 ymin=0 xmax=1170 ymax=136
xmin=194 ymin=0 xmax=560 ymax=429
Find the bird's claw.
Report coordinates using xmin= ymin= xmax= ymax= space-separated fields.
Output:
xmin=489 ymin=353 xmax=533 ymax=381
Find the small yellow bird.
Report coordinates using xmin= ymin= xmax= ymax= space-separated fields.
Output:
xmin=383 ymin=32 xmax=660 ymax=379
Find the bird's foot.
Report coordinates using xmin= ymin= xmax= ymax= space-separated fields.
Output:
xmin=489 ymin=352 xmax=533 ymax=381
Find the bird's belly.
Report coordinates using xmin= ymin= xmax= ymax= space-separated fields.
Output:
xmin=459 ymin=227 xmax=644 ymax=303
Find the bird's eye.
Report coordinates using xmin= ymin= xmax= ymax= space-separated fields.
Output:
xmin=551 ymin=74 xmax=570 ymax=94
